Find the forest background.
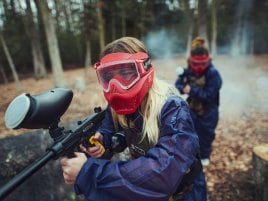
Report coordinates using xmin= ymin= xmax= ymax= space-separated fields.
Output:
xmin=0 ymin=0 xmax=268 ymax=201
xmin=0 ymin=0 xmax=268 ymax=87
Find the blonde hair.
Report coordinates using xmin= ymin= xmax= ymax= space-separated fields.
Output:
xmin=111 ymin=78 xmax=179 ymax=145
xmin=100 ymin=37 xmax=147 ymax=57
xmin=101 ymin=37 xmax=179 ymax=145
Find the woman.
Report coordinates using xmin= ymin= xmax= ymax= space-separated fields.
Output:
xmin=60 ymin=37 xmax=207 ymax=201
xmin=175 ymin=37 xmax=222 ymax=166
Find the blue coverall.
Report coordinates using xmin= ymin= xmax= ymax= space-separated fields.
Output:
xmin=73 ymin=96 xmax=207 ymax=201
xmin=175 ymin=64 xmax=222 ymax=159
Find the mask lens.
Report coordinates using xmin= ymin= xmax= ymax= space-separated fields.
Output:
xmin=191 ymin=61 xmax=207 ymax=69
xmin=97 ymin=62 xmax=139 ymax=91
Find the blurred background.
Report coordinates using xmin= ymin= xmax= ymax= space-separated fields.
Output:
xmin=0 ymin=0 xmax=268 ymax=201
xmin=0 ymin=0 xmax=268 ymax=85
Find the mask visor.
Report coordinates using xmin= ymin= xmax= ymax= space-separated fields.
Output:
xmin=189 ymin=56 xmax=210 ymax=72
xmin=96 ymin=61 xmax=140 ymax=92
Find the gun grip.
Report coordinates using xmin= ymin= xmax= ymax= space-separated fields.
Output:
xmin=89 ymin=136 xmax=105 ymax=155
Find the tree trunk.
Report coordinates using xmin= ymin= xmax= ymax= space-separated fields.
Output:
xmin=84 ymin=38 xmax=92 ymax=76
xmin=252 ymin=144 xmax=268 ymax=201
xmin=182 ymin=0 xmax=194 ymax=57
xmin=211 ymin=0 xmax=217 ymax=57
xmin=197 ymin=0 xmax=208 ymax=43
xmin=0 ymin=34 xmax=21 ymax=89
xmin=24 ymin=0 xmax=47 ymax=79
xmin=111 ymin=6 xmax=116 ymax=41
xmin=34 ymin=0 xmax=65 ymax=87
xmin=230 ymin=1 xmax=243 ymax=56
xmin=121 ymin=0 xmax=126 ymax=37
xmin=186 ymin=25 xmax=194 ymax=56
xmin=138 ymin=1 xmax=146 ymax=38
xmin=53 ymin=0 xmax=60 ymax=31
xmin=97 ymin=0 xmax=105 ymax=52
xmin=230 ymin=0 xmax=252 ymax=56
xmin=62 ymin=1 xmax=72 ymax=32
xmin=0 ymin=62 xmax=8 ymax=84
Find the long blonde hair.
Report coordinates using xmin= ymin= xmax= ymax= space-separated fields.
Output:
xmin=101 ymin=37 xmax=179 ymax=145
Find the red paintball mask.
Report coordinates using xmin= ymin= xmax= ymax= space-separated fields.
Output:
xmin=94 ymin=52 xmax=154 ymax=115
xmin=189 ymin=55 xmax=210 ymax=74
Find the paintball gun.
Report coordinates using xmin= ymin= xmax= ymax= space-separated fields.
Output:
xmin=176 ymin=66 xmax=189 ymax=87
xmin=176 ymin=66 xmax=203 ymax=88
xmin=0 ymin=88 xmax=105 ymax=200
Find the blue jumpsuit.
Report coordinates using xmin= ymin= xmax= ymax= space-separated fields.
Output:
xmin=175 ymin=64 xmax=222 ymax=159
xmin=74 ymin=96 xmax=207 ymax=201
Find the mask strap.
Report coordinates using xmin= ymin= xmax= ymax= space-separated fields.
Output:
xmin=143 ymin=58 xmax=152 ymax=71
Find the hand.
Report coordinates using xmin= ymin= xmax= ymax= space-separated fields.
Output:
xmin=60 ymin=152 xmax=87 ymax=184
xmin=80 ymin=132 xmax=104 ymax=158
xmin=182 ymin=84 xmax=191 ymax=94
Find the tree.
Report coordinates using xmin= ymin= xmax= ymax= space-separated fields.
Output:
xmin=119 ymin=0 xmax=126 ymax=37
xmin=211 ymin=0 xmax=217 ymax=56
xmin=230 ymin=0 xmax=253 ymax=56
xmin=181 ymin=0 xmax=195 ymax=56
xmin=34 ymin=0 xmax=65 ymax=87
xmin=97 ymin=0 xmax=105 ymax=52
xmin=23 ymin=0 xmax=47 ymax=79
xmin=0 ymin=33 xmax=21 ymax=89
xmin=83 ymin=0 xmax=98 ymax=72
xmin=197 ymin=0 xmax=208 ymax=43
xmin=0 ymin=61 xmax=8 ymax=84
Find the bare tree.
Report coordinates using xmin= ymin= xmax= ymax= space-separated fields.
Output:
xmin=120 ymin=0 xmax=126 ymax=37
xmin=197 ymin=0 xmax=208 ymax=43
xmin=0 ymin=61 xmax=8 ymax=84
xmin=109 ymin=1 xmax=117 ymax=40
xmin=97 ymin=0 xmax=105 ymax=52
xmin=24 ymin=0 xmax=47 ymax=79
xmin=136 ymin=0 xmax=154 ymax=38
xmin=55 ymin=0 xmax=73 ymax=32
xmin=137 ymin=0 xmax=147 ymax=38
xmin=230 ymin=0 xmax=253 ymax=56
xmin=83 ymin=0 xmax=98 ymax=72
xmin=211 ymin=0 xmax=217 ymax=56
xmin=181 ymin=0 xmax=195 ymax=57
xmin=34 ymin=0 xmax=65 ymax=87
xmin=84 ymin=39 xmax=92 ymax=69
xmin=0 ymin=33 xmax=21 ymax=89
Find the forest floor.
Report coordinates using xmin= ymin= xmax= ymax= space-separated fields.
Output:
xmin=0 ymin=55 xmax=268 ymax=201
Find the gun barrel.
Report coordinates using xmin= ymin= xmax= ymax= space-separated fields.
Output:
xmin=0 ymin=107 xmax=105 ymax=200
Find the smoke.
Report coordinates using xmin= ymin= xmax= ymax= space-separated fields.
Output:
xmin=230 ymin=0 xmax=253 ymax=56
xmin=214 ymin=55 xmax=268 ymax=117
xmin=143 ymin=29 xmax=184 ymax=59
xmin=152 ymin=55 xmax=268 ymax=118
xmin=143 ymin=0 xmax=254 ymax=58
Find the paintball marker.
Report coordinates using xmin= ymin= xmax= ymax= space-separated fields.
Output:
xmin=0 ymin=88 xmax=105 ymax=200
xmin=176 ymin=66 xmax=192 ymax=91
xmin=176 ymin=66 xmax=188 ymax=86
xmin=176 ymin=66 xmax=203 ymax=88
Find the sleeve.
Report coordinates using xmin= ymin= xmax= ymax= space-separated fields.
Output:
xmin=74 ymin=97 xmax=200 ymax=201
xmin=175 ymin=74 xmax=185 ymax=94
xmin=189 ymin=66 xmax=222 ymax=103
xmin=97 ymin=106 xmax=115 ymax=149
